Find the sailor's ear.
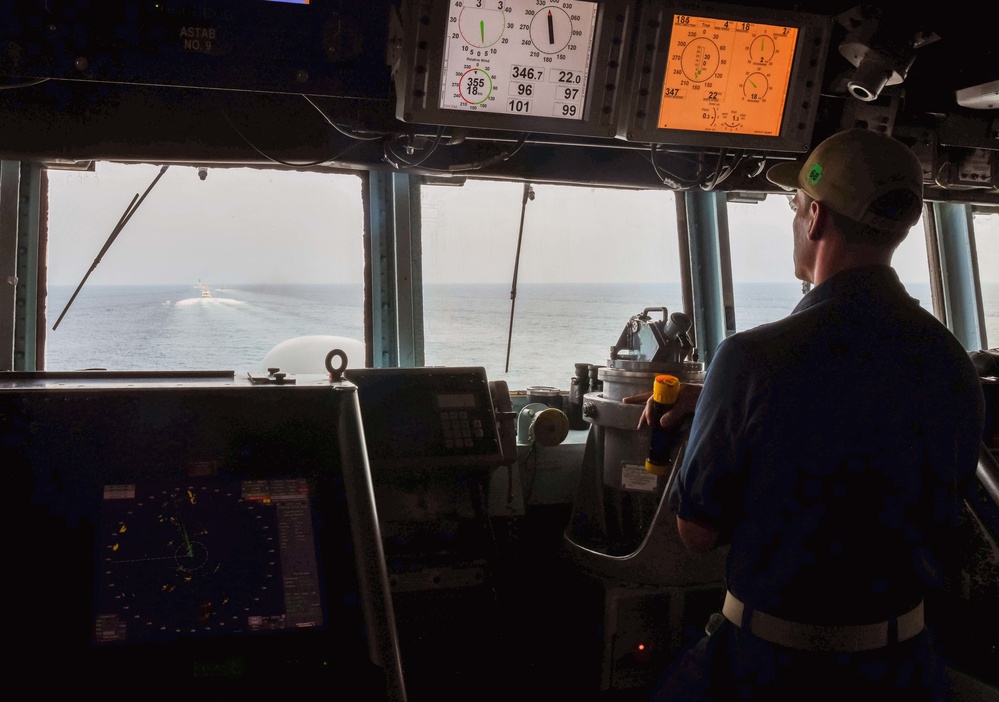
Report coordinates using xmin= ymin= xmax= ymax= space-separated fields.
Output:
xmin=807 ymin=198 xmax=828 ymax=240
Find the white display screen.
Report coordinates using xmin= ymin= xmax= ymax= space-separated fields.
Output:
xmin=439 ymin=0 xmax=599 ymax=120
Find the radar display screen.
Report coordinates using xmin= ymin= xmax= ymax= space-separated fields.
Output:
xmin=440 ymin=0 xmax=599 ymax=121
xmin=658 ymin=14 xmax=798 ymax=136
xmin=95 ymin=478 xmax=323 ymax=645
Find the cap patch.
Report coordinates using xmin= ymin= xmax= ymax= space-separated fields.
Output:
xmin=807 ymin=163 xmax=823 ymax=185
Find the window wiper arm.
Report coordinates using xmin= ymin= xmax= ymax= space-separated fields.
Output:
xmin=52 ymin=165 xmax=169 ymax=331
xmin=505 ymin=182 xmax=535 ymax=373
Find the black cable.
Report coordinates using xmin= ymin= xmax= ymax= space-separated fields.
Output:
xmin=220 ymin=106 xmax=366 ymax=167
xmin=506 ymin=464 xmax=516 ymax=509
xmin=0 ymin=77 xmax=50 ymax=90
xmin=745 ymin=155 xmax=767 ymax=179
xmin=383 ymin=131 xmax=530 ymax=174
xmin=700 ymin=147 xmax=728 ymax=190
xmin=382 ymin=126 xmax=445 ymax=169
xmin=647 ymin=145 xmax=748 ymax=191
xmin=649 ymin=144 xmax=699 ymax=190
xmin=700 ymin=149 xmax=745 ymax=191
xmin=440 ymin=132 xmax=530 ymax=173
xmin=300 ymin=94 xmax=384 ymax=141
xmin=521 ymin=442 xmax=538 ymax=504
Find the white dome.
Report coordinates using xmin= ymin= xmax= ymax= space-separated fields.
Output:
xmin=260 ymin=335 xmax=365 ymax=376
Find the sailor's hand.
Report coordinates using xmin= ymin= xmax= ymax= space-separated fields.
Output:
xmin=623 ymin=383 xmax=703 ymax=430
xmin=622 ymin=391 xmax=655 ymax=428
xmin=667 ymin=383 xmax=702 ymax=430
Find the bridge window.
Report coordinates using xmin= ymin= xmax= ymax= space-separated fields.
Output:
xmin=892 ymin=212 xmax=932 ymax=312
xmin=727 ymin=194 xmax=932 ymax=332
xmin=45 ymin=163 xmax=364 ymax=372
xmin=974 ymin=210 xmax=998 ymax=348
xmin=421 ymin=179 xmax=680 ymax=391
xmin=726 ymin=195 xmax=799 ymax=331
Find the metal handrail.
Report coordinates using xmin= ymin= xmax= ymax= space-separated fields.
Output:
xmin=976 ymin=443 xmax=999 ymax=508
xmin=966 ymin=443 xmax=999 ymax=553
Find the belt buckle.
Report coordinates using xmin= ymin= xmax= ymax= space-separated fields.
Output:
xmin=705 ymin=612 xmax=727 ymax=637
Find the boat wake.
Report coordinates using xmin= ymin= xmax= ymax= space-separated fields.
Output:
xmin=175 ymin=296 xmax=246 ymax=306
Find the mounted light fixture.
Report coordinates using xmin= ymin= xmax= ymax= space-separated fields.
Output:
xmin=836 ymin=5 xmax=938 ymax=102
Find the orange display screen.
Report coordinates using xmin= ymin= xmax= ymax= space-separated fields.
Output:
xmin=658 ymin=14 xmax=798 ymax=136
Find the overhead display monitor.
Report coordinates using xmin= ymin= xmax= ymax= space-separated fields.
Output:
xmin=658 ymin=14 xmax=797 ymax=135
xmin=438 ymin=0 xmax=599 ymax=120
xmin=618 ymin=2 xmax=830 ymax=152
xmin=395 ymin=0 xmax=634 ymax=138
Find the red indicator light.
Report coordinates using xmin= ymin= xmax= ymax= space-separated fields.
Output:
xmin=633 ymin=641 xmax=653 ymax=663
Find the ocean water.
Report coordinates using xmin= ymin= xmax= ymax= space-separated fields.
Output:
xmin=44 ymin=281 xmax=996 ymax=391
xmin=45 ymin=283 xmax=364 ymax=373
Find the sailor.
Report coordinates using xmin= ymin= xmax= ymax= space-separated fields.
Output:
xmin=627 ymin=129 xmax=986 ymax=700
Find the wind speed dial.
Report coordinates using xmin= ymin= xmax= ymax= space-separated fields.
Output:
xmin=750 ymin=35 xmax=776 ymax=63
xmin=458 ymin=6 xmax=506 ymax=48
xmin=743 ymin=72 xmax=769 ymax=99
xmin=459 ymin=67 xmax=492 ymax=104
xmin=680 ymin=37 xmax=720 ymax=82
xmin=440 ymin=0 xmax=599 ymax=120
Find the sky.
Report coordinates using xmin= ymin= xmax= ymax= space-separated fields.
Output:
xmin=47 ymin=164 xmax=365 ymax=287
xmin=46 ymin=161 xmax=998 ymax=287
